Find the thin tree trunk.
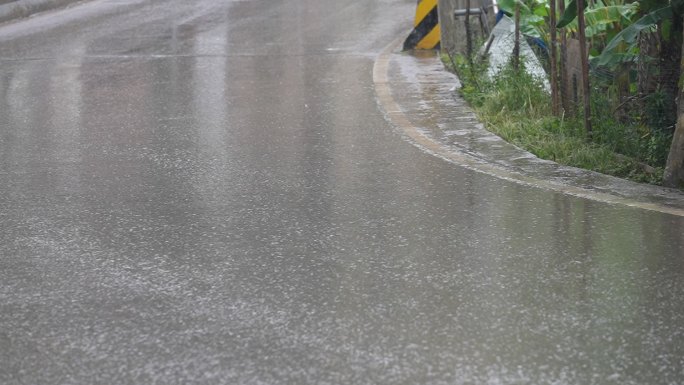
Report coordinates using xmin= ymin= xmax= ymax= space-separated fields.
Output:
xmin=549 ymin=0 xmax=560 ymax=116
xmin=637 ymin=31 xmax=658 ymax=102
xmin=558 ymin=0 xmax=569 ymax=114
xmin=615 ymin=63 xmax=631 ymax=122
xmin=664 ymin=16 xmax=684 ymax=188
xmin=465 ymin=0 xmax=472 ymax=61
xmin=576 ymin=0 xmax=592 ymax=137
xmin=513 ymin=2 xmax=521 ymax=70
xmin=658 ymin=16 xmax=683 ymax=131
xmin=665 ymin=101 xmax=684 ymax=188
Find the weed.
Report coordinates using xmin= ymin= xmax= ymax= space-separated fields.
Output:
xmin=442 ymin=54 xmax=669 ymax=185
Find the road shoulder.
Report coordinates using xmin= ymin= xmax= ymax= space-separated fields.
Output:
xmin=374 ymin=36 xmax=684 ymax=217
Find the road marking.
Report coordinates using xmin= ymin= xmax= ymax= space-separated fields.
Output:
xmin=373 ymin=36 xmax=684 ymax=217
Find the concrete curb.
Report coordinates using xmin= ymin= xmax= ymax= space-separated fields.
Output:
xmin=0 ymin=0 xmax=85 ymax=24
xmin=374 ymin=36 xmax=684 ymax=217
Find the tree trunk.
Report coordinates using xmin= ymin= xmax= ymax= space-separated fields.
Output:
xmin=465 ymin=0 xmax=473 ymax=60
xmin=615 ymin=63 xmax=631 ymax=122
xmin=549 ymin=0 xmax=560 ymax=116
xmin=637 ymin=31 xmax=658 ymax=102
xmin=558 ymin=0 xmax=570 ymax=115
xmin=664 ymin=96 xmax=684 ymax=188
xmin=513 ymin=3 xmax=521 ymax=70
xmin=658 ymin=16 xmax=683 ymax=132
xmin=663 ymin=17 xmax=684 ymax=188
xmin=576 ymin=0 xmax=592 ymax=137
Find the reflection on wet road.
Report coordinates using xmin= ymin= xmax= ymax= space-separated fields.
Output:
xmin=1 ymin=0 xmax=683 ymax=384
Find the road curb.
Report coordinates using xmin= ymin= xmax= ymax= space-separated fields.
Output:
xmin=373 ymin=35 xmax=684 ymax=217
xmin=0 ymin=0 xmax=85 ymax=24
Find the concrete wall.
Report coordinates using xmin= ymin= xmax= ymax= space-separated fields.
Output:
xmin=438 ymin=0 xmax=495 ymax=56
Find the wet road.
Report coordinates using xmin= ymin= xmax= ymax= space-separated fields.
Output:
xmin=1 ymin=1 xmax=684 ymax=384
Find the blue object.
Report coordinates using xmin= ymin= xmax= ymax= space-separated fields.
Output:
xmin=495 ymin=9 xmax=505 ymax=24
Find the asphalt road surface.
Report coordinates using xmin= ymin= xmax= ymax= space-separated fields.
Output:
xmin=1 ymin=1 xmax=683 ymax=384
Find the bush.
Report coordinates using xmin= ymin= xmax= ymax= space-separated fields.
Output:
xmin=443 ymin=54 xmax=666 ymax=185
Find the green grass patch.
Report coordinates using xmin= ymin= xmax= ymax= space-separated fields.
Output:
xmin=441 ymin=53 xmax=667 ymax=185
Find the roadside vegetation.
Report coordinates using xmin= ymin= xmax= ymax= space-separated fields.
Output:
xmin=443 ymin=0 xmax=684 ymax=188
xmin=443 ymin=55 xmax=666 ymax=184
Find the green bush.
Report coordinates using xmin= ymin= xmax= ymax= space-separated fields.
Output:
xmin=443 ymin=54 xmax=667 ymax=185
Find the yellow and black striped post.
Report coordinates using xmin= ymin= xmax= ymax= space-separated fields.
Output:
xmin=403 ymin=0 xmax=440 ymax=50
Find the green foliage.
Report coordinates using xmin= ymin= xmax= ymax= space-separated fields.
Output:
xmin=481 ymin=65 xmax=550 ymax=117
xmin=442 ymin=55 xmax=670 ymax=184
xmin=497 ymin=0 xmax=534 ymax=15
xmin=643 ymin=89 xmax=677 ymax=131
xmin=595 ymin=5 xmax=673 ymax=66
xmin=442 ymin=52 xmax=493 ymax=106
xmin=569 ymin=3 xmax=637 ymax=37
xmin=557 ymin=0 xmax=589 ymax=28
xmin=460 ymin=0 xmax=678 ymax=183
xmin=497 ymin=0 xmax=550 ymax=39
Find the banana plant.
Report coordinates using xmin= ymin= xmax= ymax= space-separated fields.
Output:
xmin=594 ymin=4 xmax=673 ymax=66
xmin=556 ymin=0 xmax=637 ymax=58
xmin=561 ymin=2 xmax=636 ymax=37
xmin=565 ymin=0 xmax=684 ymax=68
xmin=500 ymin=0 xmax=635 ymax=50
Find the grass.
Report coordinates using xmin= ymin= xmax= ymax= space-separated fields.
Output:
xmin=441 ymin=53 xmax=668 ymax=185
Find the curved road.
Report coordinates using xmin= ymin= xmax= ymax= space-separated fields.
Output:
xmin=1 ymin=1 xmax=683 ymax=384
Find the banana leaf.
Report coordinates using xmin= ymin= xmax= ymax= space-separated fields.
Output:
xmin=563 ymin=4 xmax=636 ymax=33
xmin=591 ymin=51 xmax=638 ymax=68
xmin=595 ymin=5 xmax=673 ymax=66
xmin=557 ymin=0 xmax=589 ymax=28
